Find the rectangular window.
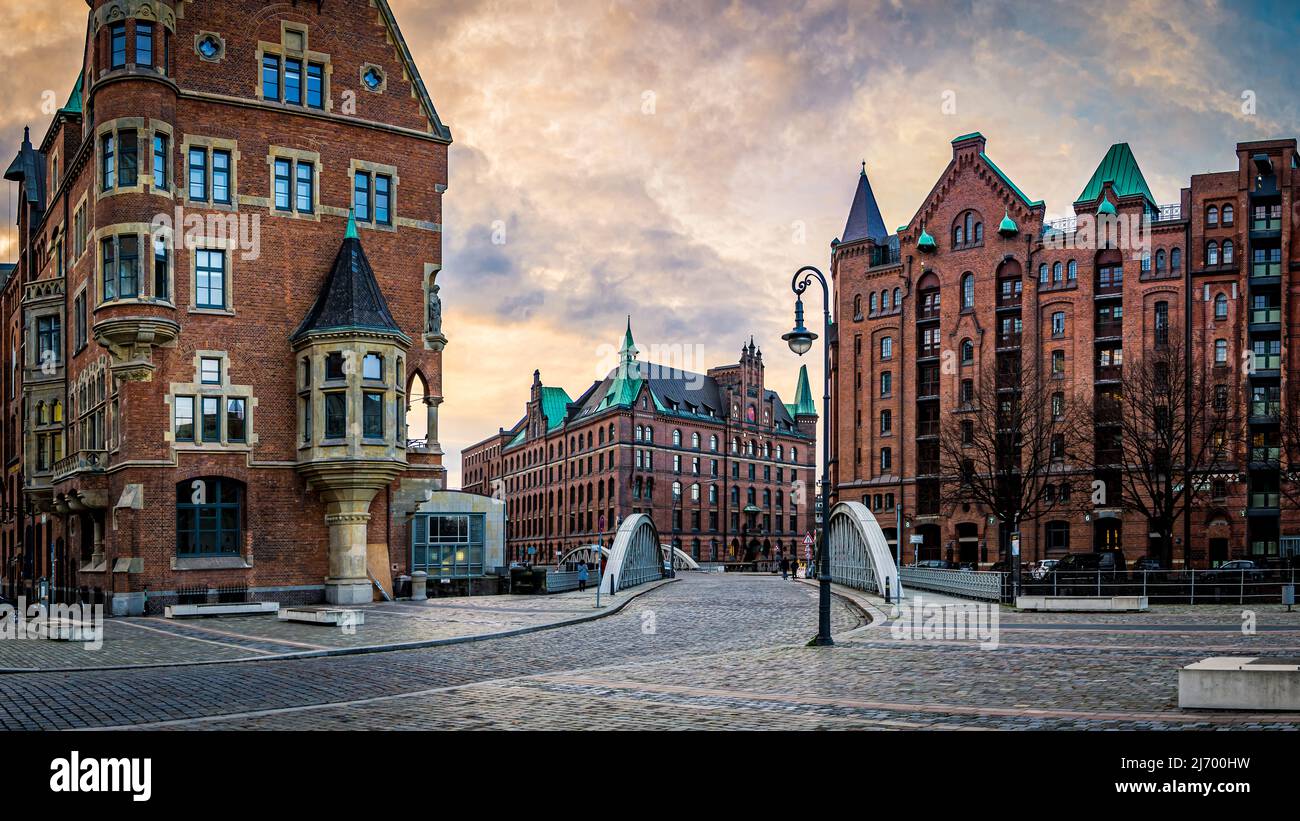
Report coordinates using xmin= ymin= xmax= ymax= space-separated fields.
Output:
xmin=274 ymin=159 xmax=292 ymax=211
xmin=118 ymin=130 xmax=138 ymax=187
xmin=226 ymin=398 xmax=247 ymax=443
xmin=325 ymin=352 xmax=345 ymax=380
xmin=73 ymin=292 xmax=87 ymax=351
xmin=117 ymin=235 xmax=139 ymax=298
xmin=324 ymin=392 xmax=346 ymax=438
xmin=354 ymin=172 xmax=371 ymax=222
xmin=262 ymin=55 xmax=281 ymax=101
xmin=153 ymin=134 xmax=168 ymax=190
xmin=36 ymin=316 xmax=61 ymax=367
xmin=295 ymin=162 xmax=314 ymax=213
xmin=195 ymin=249 xmax=225 ymax=309
xmin=109 ymin=23 xmax=127 ymax=69
xmin=101 ymin=238 xmax=117 ymax=301
xmin=362 ymin=392 xmax=384 ymax=438
xmin=201 ymin=396 xmax=220 ymax=442
xmin=135 ymin=22 xmax=154 ymax=68
xmin=153 ymin=236 xmax=169 ymax=301
xmin=307 ymin=63 xmax=325 ymax=109
xmin=284 ymin=58 xmax=303 ymax=105
xmin=212 ymin=150 xmax=231 ymax=204
xmin=102 ymin=134 xmax=115 ymax=190
xmin=200 ymin=357 xmax=221 ymax=384
xmin=174 ymin=396 xmax=195 ymax=442
xmin=188 ymin=148 xmax=207 ymax=200
xmin=362 ymin=353 xmax=382 ymax=381
xmin=375 ymin=175 xmax=391 ymax=225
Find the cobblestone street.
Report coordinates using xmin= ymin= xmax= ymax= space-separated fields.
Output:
xmin=4 ymin=574 xmax=1300 ymax=730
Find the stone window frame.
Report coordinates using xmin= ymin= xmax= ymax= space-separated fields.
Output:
xmin=95 ymin=117 xmax=148 ymax=202
xmin=359 ymin=62 xmax=388 ymax=95
xmin=186 ymin=239 xmax=235 ymax=316
xmin=165 ymin=350 xmax=257 ymax=452
xmin=350 ymin=159 xmax=399 ymax=232
xmin=256 ymin=24 xmax=333 ymax=113
xmin=92 ymin=221 xmax=171 ymax=309
xmin=72 ymin=283 xmax=89 ymax=355
xmin=194 ymin=30 xmax=226 ymax=63
xmin=72 ymin=194 xmax=90 ymax=261
xmin=180 ymin=135 xmax=240 ymax=213
xmin=267 ymin=146 xmax=322 ymax=223
xmin=149 ymin=120 xmax=175 ymax=199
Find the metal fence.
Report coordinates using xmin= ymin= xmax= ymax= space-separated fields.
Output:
xmin=901 ymin=567 xmax=1005 ymax=602
xmin=544 ymin=570 xmax=594 ymax=593
xmin=900 ymin=567 xmax=1300 ymax=605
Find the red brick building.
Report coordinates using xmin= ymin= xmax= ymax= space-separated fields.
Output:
xmin=461 ymin=322 xmax=818 ymax=565
xmin=1 ymin=0 xmax=451 ymax=612
xmin=831 ymin=133 xmax=1300 ymax=569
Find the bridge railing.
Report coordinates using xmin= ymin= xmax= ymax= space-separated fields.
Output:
xmin=900 ymin=567 xmax=1006 ymax=602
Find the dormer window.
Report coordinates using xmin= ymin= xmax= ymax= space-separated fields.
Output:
xmin=260 ymin=28 xmax=327 ymax=110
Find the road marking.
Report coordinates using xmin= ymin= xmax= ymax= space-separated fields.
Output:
xmin=113 ymin=619 xmax=280 ymax=655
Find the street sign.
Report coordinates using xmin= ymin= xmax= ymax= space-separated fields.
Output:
xmin=803 ymin=533 xmax=814 ymax=547
xmin=909 ymin=535 xmax=924 ymax=544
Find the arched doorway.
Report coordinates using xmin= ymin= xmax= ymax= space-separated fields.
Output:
xmin=1093 ymin=518 xmax=1122 ymax=552
xmin=915 ymin=523 xmax=941 ymax=563
xmin=956 ymin=523 xmax=979 ymax=566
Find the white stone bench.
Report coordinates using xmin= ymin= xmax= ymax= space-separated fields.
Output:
xmin=1180 ymin=657 xmax=1300 ymax=711
xmin=278 ymin=607 xmax=365 ymax=626
xmin=1015 ymin=595 xmax=1148 ymax=612
xmin=164 ymin=601 xmax=279 ymax=618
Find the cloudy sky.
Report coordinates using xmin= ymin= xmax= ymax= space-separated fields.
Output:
xmin=2 ymin=0 xmax=1297 ymax=486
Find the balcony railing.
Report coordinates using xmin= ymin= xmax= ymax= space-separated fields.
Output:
xmin=1252 ymin=218 xmax=1282 ymax=231
xmin=1154 ymin=203 xmax=1182 ymax=222
xmin=996 ymin=333 xmax=1022 ymax=348
xmin=1252 ymin=354 xmax=1281 ymax=371
xmin=917 ymin=381 xmax=939 ymax=399
xmin=1249 ymin=492 xmax=1280 ymax=509
xmin=1251 ymin=447 xmax=1281 ymax=463
xmin=1095 ymin=365 xmax=1123 ymax=382
xmin=1251 ymin=308 xmax=1281 ymax=325
xmin=1094 ymin=321 xmax=1123 ymax=338
xmin=917 ymin=420 xmax=939 ymax=438
xmin=1251 ymin=402 xmax=1281 ymax=420
xmin=1252 ymin=263 xmax=1281 ymax=278
xmin=52 ymin=449 xmax=107 ymax=482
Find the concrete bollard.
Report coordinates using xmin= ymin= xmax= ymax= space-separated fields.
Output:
xmin=410 ymin=571 xmax=427 ymax=601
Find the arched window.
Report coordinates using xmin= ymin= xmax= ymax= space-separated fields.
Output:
xmin=974 ymin=221 xmax=983 ymax=242
xmin=776 ymin=445 xmax=784 ymax=459
xmin=1052 ymin=261 xmax=1063 ymax=283
xmin=881 ymin=336 xmax=893 ymax=360
xmin=731 ymin=437 xmax=738 ymax=453
xmin=1206 ymin=205 xmax=1218 ymax=227
xmin=1170 ymin=247 xmax=1181 ymax=272
xmin=869 ymin=292 xmax=877 ymax=314
xmin=880 ymin=289 xmax=890 ymax=311
xmin=1214 ymin=339 xmax=1228 ymax=364
xmin=960 ymin=339 xmax=974 ymax=364
xmin=1222 ymin=204 xmax=1234 ymax=226
xmin=1155 ymin=249 xmax=1166 ymax=273
xmin=176 ymin=477 xmax=244 ymax=556
xmin=709 ymin=434 xmax=718 ymax=451
xmin=790 ymin=447 xmax=797 ymax=462
xmin=1222 ymin=240 xmax=1234 ymax=264
xmin=690 ymin=483 xmax=700 ymax=501
xmin=960 ymin=273 xmax=974 ymax=309
xmin=853 ymin=294 xmax=862 ymax=319
xmin=709 ymin=484 xmax=718 ymax=504
xmin=1214 ymin=293 xmax=1228 ymax=320
xmin=1207 ymin=241 xmax=1219 ymax=266
xmin=691 ymin=432 xmax=700 ymax=448
xmin=893 ymin=287 xmax=900 ymax=308
xmin=730 ymin=486 xmax=739 ymax=505
xmin=1039 ymin=263 xmax=1049 ymax=284
xmin=953 ymin=224 xmax=964 ymax=246
xmin=1067 ymin=260 xmax=1077 ymax=281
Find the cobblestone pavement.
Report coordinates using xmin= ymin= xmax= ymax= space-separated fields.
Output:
xmin=5 ymin=575 xmax=1300 ymax=730
xmin=0 ymin=583 xmax=667 ymax=671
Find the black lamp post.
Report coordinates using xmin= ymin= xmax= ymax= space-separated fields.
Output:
xmin=784 ymin=265 xmax=833 ymax=646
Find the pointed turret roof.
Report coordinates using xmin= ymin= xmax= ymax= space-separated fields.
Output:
xmin=292 ymin=214 xmax=407 ymax=342
xmin=1076 ymin=143 xmax=1156 ymax=210
xmin=4 ymin=127 xmax=45 ymax=207
xmin=840 ymin=163 xmax=889 ymax=245
xmin=787 ymin=364 xmax=817 ymax=418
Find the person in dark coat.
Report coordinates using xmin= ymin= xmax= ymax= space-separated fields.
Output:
xmin=577 ymin=561 xmax=589 ymax=592
xmin=780 ymin=555 xmax=790 ymax=580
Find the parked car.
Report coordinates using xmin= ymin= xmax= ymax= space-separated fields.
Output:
xmin=988 ymin=560 xmax=1010 ymax=572
xmin=1132 ymin=556 xmax=1164 ymax=572
xmin=1049 ymin=551 xmax=1129 ymax=595
xmin=914 ymin=559 xmax=955 ymax=569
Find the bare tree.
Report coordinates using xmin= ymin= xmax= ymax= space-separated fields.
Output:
xmin=1279 ymin=382 xmax=1300 ymax=509
xmin=1076 ymin=340 xmax=1240 ymax=567
xmin=937 ymin=356 xmax=1090 ymax=563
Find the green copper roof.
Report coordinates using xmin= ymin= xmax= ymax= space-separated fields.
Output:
xmin=1097 ymin=196 xmax=1116 ymax=215
xmin=998 ymin=210 xmax=1018 ymax=235
xmin=60 ymin=75 xmax=82 ymax=115
xmin=540 ymin=386 xmax=572 ymax=431
xmin=345 ymin=209 xmax=359 ymax=239
xmin=917 ymin=226 xmax=936 ymax=251
xmin=1076 ymin=143 xmax=1156 ymax=209
xmin=622 ymin=315 xmax=635 ymax=352
xmin=951 ymin=131 xmax=984 ymax=144
xmin=791 ymin=364 xmax=816 ymax=416
xmin=979 ymin=152 xmax=1044 ymax=208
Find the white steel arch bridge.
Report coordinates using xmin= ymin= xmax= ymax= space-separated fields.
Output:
xmin=826 ymin=501 xmax=905 ymax=600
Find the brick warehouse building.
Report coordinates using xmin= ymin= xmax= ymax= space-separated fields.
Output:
xmin=0 ymin=0 xmax=453 ymax=612
xmin=461 ymin=322 xmax=818 ymax=565
xmin=831 ymin=132 xmax=1300 ymax=569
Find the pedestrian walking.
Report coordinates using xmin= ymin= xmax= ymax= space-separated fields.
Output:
xmin=577 ymin=560 xmax=589 ymax=592
xmin=780 ymin=554 xmax=790 ymax=580
xmin=790 ymin=557 xmax=799 ymax=580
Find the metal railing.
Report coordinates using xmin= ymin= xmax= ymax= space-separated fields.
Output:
xmin=901 ymin=567 xmax=1005 ymax=602
xmin=1021 ymin=569 xmax=1300 ymax=604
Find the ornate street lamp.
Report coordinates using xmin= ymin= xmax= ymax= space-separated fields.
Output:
xmin=785 ymin=265 xmax=833 ymax=646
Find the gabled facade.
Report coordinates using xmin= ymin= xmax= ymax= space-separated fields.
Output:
xmin=832 ymin=131 xmax=1300 ymax=568
xmin=461 ymin=322 xmax=817 ymax=565
xmin=1 ymin=0 xmax=450 ymax=612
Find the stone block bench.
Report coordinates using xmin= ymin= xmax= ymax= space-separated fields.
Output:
xmin=1015 ymin=595 xmax=1148 ymax=612
xmin=278 ymin=607 xmax=365 ymax=627
xmin=164 ymin=601 xmax=280 ymax=618
xmin=1180 ymin=657 xmax=1300 ymax=710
